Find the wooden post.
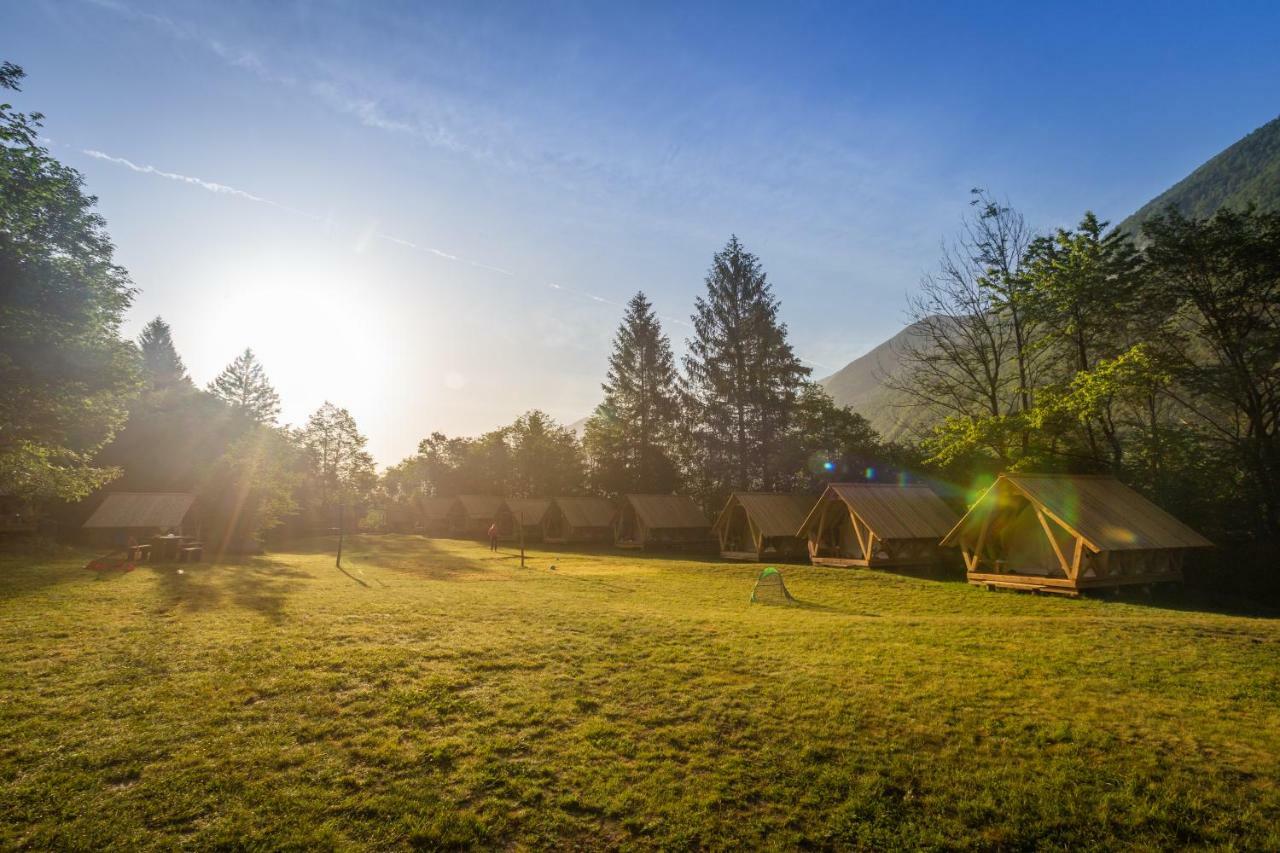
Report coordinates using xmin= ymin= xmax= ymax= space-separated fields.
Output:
xmin=519 ymin=511 xmax=525 ymax=569
xmin=336 ymin=496 xmax=344 ymax=569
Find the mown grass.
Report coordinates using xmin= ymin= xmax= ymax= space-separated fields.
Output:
xmin=1 ymin=535 xmax=1278 ymax=849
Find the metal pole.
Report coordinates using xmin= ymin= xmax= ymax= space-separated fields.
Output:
xmin=519 ymin=510 xmax=525 ymax=569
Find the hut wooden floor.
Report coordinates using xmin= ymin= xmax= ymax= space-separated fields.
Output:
xmin=811 ymin=556 xmax=935 ymax=569
xmin=967 ymin=570 xmax=1182 ymax=596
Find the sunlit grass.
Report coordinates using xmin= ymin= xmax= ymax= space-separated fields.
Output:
xmin=1 ymin=535 xmax=1278 ymax=848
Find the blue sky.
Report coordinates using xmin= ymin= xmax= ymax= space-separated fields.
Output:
xmin=6 ymin=1 xmax=1279 ymax=464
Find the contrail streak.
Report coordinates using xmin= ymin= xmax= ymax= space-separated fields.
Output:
xmin=81 ymin=149 xmax=318 ymax=220
xmin=81 ymin=148 xmax=823 ymax=364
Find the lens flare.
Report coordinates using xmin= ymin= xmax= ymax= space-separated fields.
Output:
xmin=864 ymin=467 xmax=876 ymax=480
xmin=823 ymin=461 xmax=835 ymax=472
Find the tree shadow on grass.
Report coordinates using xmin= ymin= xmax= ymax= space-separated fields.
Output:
xmin=1088 ymin=585 xmax=1280 ymax=620
xmin=144 ymin=557 xmax=310 ymax=624
xmin=336 ymin=535 xmax=507 ymax=583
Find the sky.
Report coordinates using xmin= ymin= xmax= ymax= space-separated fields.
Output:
xmin=6 ymin=1 xmax=1280 ymax=466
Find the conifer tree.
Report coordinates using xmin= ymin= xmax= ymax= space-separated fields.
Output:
xmin=209 ymin=348 xmax=281 ymax=424
xmin=583 ymin=292 xmax=681 ymax=494
xmin=137 ymin=316 xmax=189 ymax=388
xmin=683 ymin=236 xmax=809 ymax=497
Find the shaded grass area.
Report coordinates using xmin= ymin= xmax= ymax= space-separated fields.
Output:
xmin=1 ymin=535 xmax=1278 ymax=848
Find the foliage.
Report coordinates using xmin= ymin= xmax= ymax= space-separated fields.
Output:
xmin=582 ymin=292 xmax=681 ymax=495
xmin=298 ymin=402 xmax=377 ymax=529
xmin=0 ymin=62 xmax=141 ymax=502
xmin=682 ymin=236 xmax=810 ymax=503
xmin=507 ymin=410 xmax=585 ymax=498
xmin=784 ymin=384 xmax=896 ymax=490
xmin=888 ymin=192 xmax=1037 ymax=464
xmin=391 ymin=411 xmax=586 ymax=508
xmin=200 ymin=425 xmax=301 ymax=552
xmin=136 ymin=316 xmax=190 ymax=390
xmin=1142 ymin=206 xmax=1280 ymax=536
xmin=208 ymin=348 xmax=281 ymax=424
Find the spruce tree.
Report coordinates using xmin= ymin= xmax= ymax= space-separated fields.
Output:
xmin=583 ymin=292 xmax=681 ymax=494
xmin=209 ymin=348 xmax=282 ymax=424
xmin=683 ymin=236 xmax=809 ymax=496
xmin=137 ymin=316 xmax=189 ymax=388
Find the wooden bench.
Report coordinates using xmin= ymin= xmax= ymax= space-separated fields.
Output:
xmin=128 ymin=544 xmax=152 ymax=562
xmin=179 ymin=544 xmax=203 ymax=563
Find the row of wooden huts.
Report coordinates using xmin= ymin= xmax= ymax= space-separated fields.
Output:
xmin=421 ymin=474 xmax=1210 ymax=594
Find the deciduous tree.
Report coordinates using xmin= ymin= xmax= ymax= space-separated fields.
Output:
xmin=0 ymin=62 xmax=141 ymax=502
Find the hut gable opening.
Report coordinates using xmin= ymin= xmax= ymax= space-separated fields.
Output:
xmin=798 ymin=484 xmax=958 ymax=568
xmin=543 ymin=497 xmax=616 ymax=543
xmin=722 ymin=504 xmax=754 ymax=554
xmin=945 ymin=474 xmax=1212 ymax=593
xmin=615 ymin=495 xmax=711 ymax=550
xmin=713 ymin=493 xmax=812 ymax=561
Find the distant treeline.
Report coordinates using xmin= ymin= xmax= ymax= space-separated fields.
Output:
xmin=4 ymin=61 xmax=1280 ymax=596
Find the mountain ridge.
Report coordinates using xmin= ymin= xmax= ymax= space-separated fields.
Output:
xmin=821 ymin=113 xmax=1280 ymax=434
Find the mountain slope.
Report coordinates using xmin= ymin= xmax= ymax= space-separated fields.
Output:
xmin=1119 ymin=114 xmax=1280 ymax=234
xmin=817 ymin=321 xmax=930 ymax=440
xmin=823 ymin=113 xmax=1280 ymax=428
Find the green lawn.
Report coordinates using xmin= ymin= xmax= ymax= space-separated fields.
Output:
xmin=1 ymin=536 xmax=1278 ymax=849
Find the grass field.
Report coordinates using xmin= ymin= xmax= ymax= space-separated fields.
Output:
xmin=2 ymin=535 xmax=1278 ymax=849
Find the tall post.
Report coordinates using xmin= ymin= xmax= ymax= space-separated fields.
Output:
xmin=336 ymin=494 xmax=345 ymax=569
xmin=519 ymin=511 xmax=526 ymax=569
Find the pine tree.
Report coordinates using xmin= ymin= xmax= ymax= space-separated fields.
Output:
xmin=137 ymin=316 xmax=189 ymax=388
xmin=209 ymin=348 xmax=281 ymax=424
xmin=683 ymin=236 xmax=809 ymax=497
xmin=583 ymin=292 xmax=681 ymax=494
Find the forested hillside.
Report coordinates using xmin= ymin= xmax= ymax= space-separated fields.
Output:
xmin=823 ymin=114 xmax=1280 ymax=427
xmin=1118 ymin=114 xmax=1280 ymax=233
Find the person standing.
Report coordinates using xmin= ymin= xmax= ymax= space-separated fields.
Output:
xmin=487 ymin=522 xmax=498 ymax=552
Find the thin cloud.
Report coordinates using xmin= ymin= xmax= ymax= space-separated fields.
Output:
xmin=81 ymin=149 xmax=318 ymax=220
xmin=83 ymin=146 xmax=514 ymax=276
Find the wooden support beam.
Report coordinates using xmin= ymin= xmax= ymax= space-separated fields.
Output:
xmin=1034 ymin=508 xmax=1072 ymax=576
xmin=970 ymin=505 xmax=996 ymax=573
xmin=1070 ymin=536 xmax=1084 ymax=579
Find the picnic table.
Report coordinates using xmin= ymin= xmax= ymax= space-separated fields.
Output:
xmin=150 ymin=534 xmax=189 ymax=562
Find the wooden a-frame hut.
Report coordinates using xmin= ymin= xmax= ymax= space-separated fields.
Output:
xmin=414 ymin=496 xmax=455 ymax=537
xmin=797 ymin=483 xmax=959 ymax=568
xmin=496 ymin=498 xmax=551 ymax=542
xmin=711 ymin=492 xmax=813 ymax=561
xmin=614 ymin=494 xmax=713 ymax=551
xmin=543 ymin=497 xmax=616 ymax=544
xmin=448 ymin=495 xmax=503 ymax=539
xmin=942 ymin=473 xmax=1211 ymax=594
xmin=82 ymin=491 xmax=198 ymax=546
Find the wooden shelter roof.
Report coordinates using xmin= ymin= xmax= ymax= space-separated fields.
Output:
xmin=622 ymin=494 xmax=708 ymax=529
xmin=414 ymin=496 xmax=455 ymax=521
xmin=501 ymin=498 xmax=551 ymax=524
xmin=551 ymin=496 xmax=616 ymax=528
xmin=943 ymin=474 xmax=1212 ymax=552
xmin=712 ymin=493 xmax=814 ymax=539
xmin=83 ymin=492 xmax=195 ymax=529
xmin=455 ymin=495 xmax=503 ymax=518
xmin=800 ymin=483 xmax=958 ymax=541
